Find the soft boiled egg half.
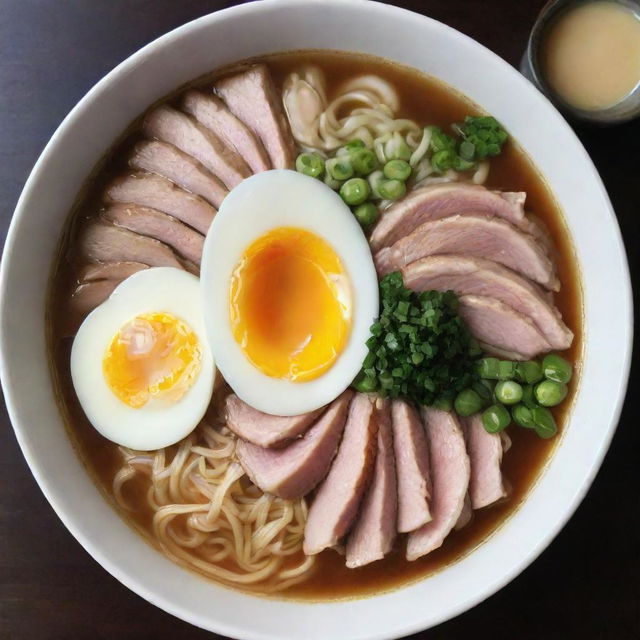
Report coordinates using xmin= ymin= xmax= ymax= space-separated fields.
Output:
xmin=201 ymin=170 xmax=379 ymax=416
xmin=71 ymin=268 xmax=215 ymax=450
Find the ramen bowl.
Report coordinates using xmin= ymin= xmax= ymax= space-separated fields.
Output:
xmin=0 ymin=1 xmax=632 ymax=638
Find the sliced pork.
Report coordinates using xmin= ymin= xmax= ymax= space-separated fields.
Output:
xmin=369 ymin=183 xmax=527 ymax=251
xmin=374 ymin=247 xmax=396 ymax=277
xmin=458 ymin=294 xmax=551 ymax=359
xmin=379 ymin=214 xmax=559 ymax=291
xmin=78 ymin=261 xmax=148 ymax=282
xmin=303 ymin=394 xmax=377 ymax=555
xmin=402 ymin=255 xmax=572 ymax=349
xmin=129 ymin=140 xmax=227 ymax=208
xmin=464 ymin=414 xmax=507 ymax=509
xmin=79 ymin=222 xmax=184 ymax=269
xmin=102 ymin=204 xmax=204 ymax=266
xmin=104 ymin=173 xmax=216 ymax=236
xmin=225 ymin=394 xmax=324 ymax=448
xmin=346 ymin=398 xmax=397 ymax=568
xmin=182 ymin=90 xmax=271 ymax=174
xmin=406 ymin=408 xmax=470 ymax=560
xmin=454 ymin=494 xmax=473 ymax=530
xmin=143 ymin=105 xmax=250 ymax=189
xmin=65 ymin=279 xmax=120 ymax=335
xmin=236 ymin=391 xmax=353 ymax=499
xmin=391 ymin=399 xmax=432 ymax=533
xmin=69 ymin=279 xmax=118 ymax=318
xmin=216 ymin=65 xmax=296 ymax=169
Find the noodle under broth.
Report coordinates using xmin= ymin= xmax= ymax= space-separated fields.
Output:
xmin=114 ymin=407 xmax=315 ymax=592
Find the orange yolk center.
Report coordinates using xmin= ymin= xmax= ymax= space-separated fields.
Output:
xmin=103 ymin=311 xmax=202 ymax=408
xmin=229 ymin=227 xmax=351 ymax=382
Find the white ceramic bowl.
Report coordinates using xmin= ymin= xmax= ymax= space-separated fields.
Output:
xmin=0 ymin=1 xmax=632 ymax=639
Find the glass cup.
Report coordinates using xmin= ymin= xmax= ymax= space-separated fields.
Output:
xmin=521 ymin=0 xmax=640 ymax=124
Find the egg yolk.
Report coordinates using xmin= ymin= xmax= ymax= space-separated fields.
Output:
xmin=103 ymin=312 xmax=202 ymax=408
xmin=229 ymin=227 xmax=351 ymax=382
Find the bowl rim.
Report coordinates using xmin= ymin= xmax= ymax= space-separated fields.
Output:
xmin=0 ymin=1 xmax=633 ymax=638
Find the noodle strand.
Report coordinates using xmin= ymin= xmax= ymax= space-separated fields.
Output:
xmin=113 ymin=420 xmax=315 ymax=592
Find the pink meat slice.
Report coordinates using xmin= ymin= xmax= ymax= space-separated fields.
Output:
xmin=216 ymin=64 xmax=296 ymax=169
xmin=65 ymin=279 xmax=121 ymax=335
xmin=346 ymin=398 xmax=398 ymax=568
xmin=379 ymin=214 xmax=559 ymax=291
xmin=78 ymin=261 xmax=148 ymax=282
xmin=374 ymin=247 xmax=396 ymax=277
xmin=225 ymin=394 xmax=324 ymax=448
xmin=102 ymin=203 xmax=204 ymax=266
xmin=458 ymin=294 xmax=551 ymax=359
xmin=391 ymin=399 xmax=432 ymax=533
xmin=406 ymin=408 xmax=470 ymax=561
xmin=236 ymin=391 xmax=353 ymax=499
xmin=454 ymin=493 xmax=473 ymax=530
xmin=464 ymin=414 xmax=507 ymax=509
xmin=129 ymin=140 xmax=227 ymax=208
xmin=402 ymin=255 xmax=572 ymax=350
xmin=369 ymin=182 xmax=528 ymax=251
xmin=182 ymin=90 xmax=271 ymax=174
xmin=104 ymin=172 xmax=216 ymax=236
xmin=70 ymin=279 xmax=118 ymax=317
xmin=143 ymin=104 xmax=250 ymax=189
xmin=303 ymin=393 xmax=378 ymax=555
xmin=78 ymin=221 xmax=185 ymax=270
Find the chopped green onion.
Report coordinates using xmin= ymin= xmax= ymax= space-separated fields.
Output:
xmin=353 ymin=202 xmax=379 ymax=228
xmin=522 ymin=384 xmax=537 ymax=409
xmin=350 ymin=148 xmax=378 ymax=176
xmin=534 ymin=380 xmax=568 ymax=407
xmin=295 ymin=152 xmax=325 ymax=178
xmin=456 ymin=116 xmax=508 ymax=160
xmin=433 ymin=396 xmax=453 ymax=412
xmin=468 ymin=338 xmax=482 ymax=357
xmin=452 ymin=155 xmax=475 ymax=171
xmin=344 ymin=139 xmax=365 ymax=151
xmin=339 ymin=178 xmax=370 ymax=205
xmin=324 ymin=173 xmax=343 ymax=190
xmin=386 ymin=137 xmax=412 ymax=161
xmin=378 ymin=179 xmax=406 ymax=200
xmin=383 ymin=159 xmax=412 ymax=181
xmin=326 ymin=157 xmax=354 ymax=181
xmin=515 ymin=361 xmax=544 ymax=384
xmin=482 ymin=404 xmax=511 ymax=433
xmin=454 ymin=389 xmax=483 ymax=417
xmin=472 ymin=380 xmax=494 ymax=407
xmin=431 ymin=149 xmax=456 ymax=173
xmin=532 ymin=406 xmax=557 ymax=439
xmin=497 ymin=360 xmax=517 ymax=380
xmin=459 ymin=140 xmax=476 ymax=161
xmin=494 ymin=380 xmax=523 ymax=405
xmin=353 ymin=372 xmax=377 ymax=393
xmin=542 ymin=354 xmax=573 ymax=384
xmin=477 ymin=357 xmax=500 ymax=379
xmin=352 ymin=273 xmax=478 ymax=406
xmin=429 ymin=126 xmax=456 ymax=153
xmin=512 ymin=404 xmax=535 ymax=429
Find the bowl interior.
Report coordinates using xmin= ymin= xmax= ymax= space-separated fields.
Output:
xmin=0 ymin=1 xmax=632 ymax=639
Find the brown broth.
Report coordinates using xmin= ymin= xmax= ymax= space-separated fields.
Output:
xmin=48 ymin=50 xmax=583 ymax=601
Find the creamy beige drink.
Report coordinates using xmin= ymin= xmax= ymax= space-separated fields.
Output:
xmin=542 ymin=1 xmax=640 ymax=110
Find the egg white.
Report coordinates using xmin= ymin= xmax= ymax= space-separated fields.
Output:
xmin=70 ymin=268 xmax=215 ymax=451
xmin=200 ymin=170 xmax=379 ymax=416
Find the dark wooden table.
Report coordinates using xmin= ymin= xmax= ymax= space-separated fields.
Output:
xmin=1 ymin=1 xmax=638 ymax=638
